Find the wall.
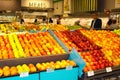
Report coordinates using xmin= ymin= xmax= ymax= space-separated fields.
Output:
xmin=103 ymin=0 xmax=115 ymax=10
xmin=97 ymin=0 xmax=115 ymax=12
xmin=0 ymin=0 xmax=21 ymax=11
xmin=54 ymin=1 xmax=63 ymax=15
xmin=70 ymin=0 xmax=116 ymax=14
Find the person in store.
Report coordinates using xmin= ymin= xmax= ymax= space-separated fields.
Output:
xmin=49 ymin=17 xmax=53 ymax=23
xmin=57 ymin=16 xmax=62 ymax=24
xmin=74 ymin=20 xmax=80 ymax=26
xmin=20 ymin=18 xmax=24 ymax=24
xmin=34 ymin=18 xmax=38 ymax=23
xmin=105 ymin=19 xmax=113 ymax=29
xmin=90 ymin=13 xmax=102 ymax=30
xmin=42 ymin=17 xmax=46 ymax=23
xmin=105 ymin=10 xmax=113 ymax=29
xmin=110 ymin=19 xmax=119 ymax=29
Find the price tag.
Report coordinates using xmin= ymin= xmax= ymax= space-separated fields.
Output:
xmin=66 ymin=66 xmax=73 ymax=70
xmin=106 ymin=67 xmax=112 ymax=72
xmin=47 ymin=68 xmax=54 ymax=73
xmin=87 ymin=71 xmax=94 ymax=77
xmin=20 ymin=72 xmax=29 ymax=78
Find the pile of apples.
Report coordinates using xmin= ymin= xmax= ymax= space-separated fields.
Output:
xmin=48 ymin=25 xmax=68 ymax=31
xmin=113 ymin=29 xmax=120 ymax=36
xmin=18 ymin=32 xmax=65 ymax=57
xmin=80 ymin=30 xmax=120 ymax=66
xmin=8 ymin=33 xmax=25 ymax=58
xmin=0 ymin=64 xmax=37 ymax=77
xmin=0 ymin=24 xmax=16 ymax=33
xmin=80 ymin=50 xmax=113 ymax=72
xmin=0 ymin=23 xmax=69 ymax=33
xmin=55 ymin=30 xmax=101 ymax=52
xmin=0 ymin=32 xmax=65 ymax=60
xmin=0 ymin=35 xmax=14 ymax=59
xmin=0 ymin=60 xmax=76 ymax=77
xmin=36 ymin=60 xmax=76 ymax=71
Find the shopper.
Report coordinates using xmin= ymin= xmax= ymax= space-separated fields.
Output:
xmin=90 ymin=13 xmax=102 ymax=30
xmin=105 ymin=10 xmax=113 ymax=29
xmin=110 ymin=19 xmax=119 ymax=29
xmin=74 ymin=20 xmax=80 ymax=26
xmin=34 ymin=18 xmax=38 ymax=23
xmin=20 ymin=18 xmax=24 ymax=24
xmin=42 ymin=17 xmax=46 ymax=23
xmin=57 ymin=16 xmax=62 ymax=24
xmin=49 ymin=17 xmax=53 ymax=23
xmin=105 ymin=19 xmax=113 ymax=29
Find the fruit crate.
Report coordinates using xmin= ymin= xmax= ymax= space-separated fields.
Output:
xmin=40 ymin=67 xmax=79 ymax=80
xmin=0 ymin=54 xmax=69 ymax=67
xmin=80 ymin=66 xmax=120 ymax=80
xmin=0 ymin=73 xmax=39 ymax=80
xmin=0 ymin=50 xmax=86 ymax=80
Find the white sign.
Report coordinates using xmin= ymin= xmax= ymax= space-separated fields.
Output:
xmin=46 ymin=68 xmax=54 ymax=73
xmin=115 ymin=0 xmax=120 ymax=8
xmin=21 ymin=0 xmax=53 ymax=8
xmin=20 ymin=72 xmax=29 ymax=78
xmin=66 ymin=66 xmax=73 ymax=70
xmin=106 ymin=67 xmax=112 ymax=72
xmin=87 ymin=71 xmax=94 ymax=77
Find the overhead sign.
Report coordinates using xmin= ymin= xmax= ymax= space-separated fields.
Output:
xmin=21 ymin=0 xmax=53 ymax=8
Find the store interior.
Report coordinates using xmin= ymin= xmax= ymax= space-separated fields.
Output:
xmin=0 ymin=0 xmax=120 ymax=80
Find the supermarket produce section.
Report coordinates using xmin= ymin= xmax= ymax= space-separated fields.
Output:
xmin=0 ymin=24 xmax=120 ymax=80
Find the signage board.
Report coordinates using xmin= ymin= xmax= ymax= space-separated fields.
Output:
xmin=21 ymin=0 xmax=53 ymax=8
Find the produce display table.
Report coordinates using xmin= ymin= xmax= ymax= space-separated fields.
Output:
xmin=0 ymin=73 xmax=39 ymax=80
xmin=40 ymin=67 xmax=78 ymax=80
xmin=0 ymin=53 xmax=80 ymax=80
xmin=0 ymin=27 xmax=120 ymax=80
xmin=79 ymin=66 xmax=120 ymax=80
xmin=0 ymin=67 xmax=79 ymax=80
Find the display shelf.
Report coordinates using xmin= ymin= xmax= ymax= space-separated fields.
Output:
xmin=80 ymin=66 xmax=120 ymax=80
xmin=0 ymin=73 xmax=39 ymax=80
xmin=0 ymin=67 xmax=78 ymax=80
xmin=40 ymin=67 xmax=78 ymax=80
xmin=0 ymin=54 xmax=69 ymax=67
xmin=0 ymin=52 xmax=79 ymax=80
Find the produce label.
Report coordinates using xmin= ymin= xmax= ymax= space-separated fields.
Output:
xmin=87 ymin=71 xmax=94 ymax=77
xmin=66 ymin=66 xmax=73 ymax=70
xmin=20 ymin=72 xmax=29 ymax=78
xmin=46 ymin=68 xmax=54 ymax=73
xmin=106 ymin=67 xmax=112 ymax=72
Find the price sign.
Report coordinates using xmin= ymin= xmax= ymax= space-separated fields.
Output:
xmin=66 ymin=66 xmax=73 ymax=70
xmin=106 ymin=67 xmax=112 ymax=72
xmin=20 ymin=72 xmax=29 ymax=78
xmin=47 ymin=68 xmax=54 ymax=73
xmin=87 ymin=71 xmax=94 ymax=77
